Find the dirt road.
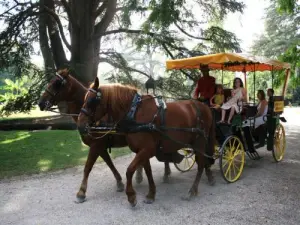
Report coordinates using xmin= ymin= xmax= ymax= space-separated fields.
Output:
xmin=1 ymin=108 xmax=300 ymax=225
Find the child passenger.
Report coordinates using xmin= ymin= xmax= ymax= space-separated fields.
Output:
xmin=210 ymin=84 xmax=224 ymax=109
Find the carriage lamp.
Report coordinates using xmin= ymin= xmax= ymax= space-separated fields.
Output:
xmin=145 ymin=76 xmax=156 ymax=95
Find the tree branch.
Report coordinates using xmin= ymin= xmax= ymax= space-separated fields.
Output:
xmin=42 ymin=6 xmax=71 ymax=51
xmin=161 ymin=43 xmax=196 ymax=81
xmin=174 ymin=22 xmax=209 ymax=40
xmin=99 ymin=57 xmax=150 ymax=78
xmin=94 ymin=0 xmax=117 ymax=39
xmin=94 ymin=0 xmax=107 ymax=18
xmin=60 ymin=0 xmax=77 ymax=27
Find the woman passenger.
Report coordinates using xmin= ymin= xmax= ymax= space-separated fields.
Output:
xmin=218 ymin=77 xmax=247 ymax=124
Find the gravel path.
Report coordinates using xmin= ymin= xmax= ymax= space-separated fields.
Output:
xmin=1 ymin=108 xmax=300 ymax=225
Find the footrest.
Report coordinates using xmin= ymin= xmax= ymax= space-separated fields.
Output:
xmin=246 ymin=151 xmax=261 ymax=160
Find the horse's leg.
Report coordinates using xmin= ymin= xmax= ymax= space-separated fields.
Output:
xmin=76 ymin=145 xmax=100 ymax=203
xmin=163 ymin=162 xmax=171 ymax=183
xmin=205 ymin=120 xmax=216 ymax=186
xmin=143 ymin=159 xmax=156 ymax=204
xmin=135 ymin=166 xmax=144 ymax=184
xmin=182 ymin=149 xmax=205 ymax=201
xmin=98 ymin=147 xmax=124 ymax=192
xmin=126 ymin=149 xmax=150 ymax=207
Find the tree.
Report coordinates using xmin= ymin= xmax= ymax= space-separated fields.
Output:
xmin=0 ymin=0 xmax=244 ymax=113
xmin=252 ymin=1 xmax=300 ymax=90
xmin=276 ymin=0 xmax=299 ymax=13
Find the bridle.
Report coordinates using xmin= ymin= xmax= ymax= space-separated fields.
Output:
xmin=45 ymin=73 xmax=67 ymax=98
xmin=80 ymin=88 xmax=102 ymax=123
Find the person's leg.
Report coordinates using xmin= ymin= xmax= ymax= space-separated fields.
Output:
xmin=219 ymin=109 xmax=226 ymax=122
xmin=255 ymin=125 xmax=266 ymax=148
xmin=227 ymin=106 xmax=235 ymax=123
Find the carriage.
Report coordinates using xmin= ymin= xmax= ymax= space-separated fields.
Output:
xmin=168 ymin=52 xmax=290 ymax=182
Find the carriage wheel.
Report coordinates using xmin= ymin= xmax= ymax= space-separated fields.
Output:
xmin=219 ymin=135 xmax=245 ymax=183
xmin=174 ymin=148 xmax=196 ymax=172
xmin=272 ymin=123 xmax=286 ymax=162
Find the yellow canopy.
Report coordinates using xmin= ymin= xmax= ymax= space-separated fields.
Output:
xmin=166 ymin=52 xmax=291 ymax=72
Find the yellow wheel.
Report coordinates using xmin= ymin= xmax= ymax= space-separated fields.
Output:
xmin=174 ymin=148 xmax=196 ymax=172
xmin=272 ymin=123 xmax=286 ymax=162
xmin=219 ymin=135 xmax=245 ymax=183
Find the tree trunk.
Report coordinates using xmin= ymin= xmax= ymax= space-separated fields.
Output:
xmin=39 ymin=0 xmax=55 ymax=80
xmin=45 ymin=0 xmax=68 ymax=69
xmin=69 ymin=1 xmax=100 ymax=85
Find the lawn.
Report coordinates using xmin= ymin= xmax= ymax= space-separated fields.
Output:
xmin=0 ymin=107 xmax=57 ymax=121
xmin=0 ymin=130 xmax=131 ymax=179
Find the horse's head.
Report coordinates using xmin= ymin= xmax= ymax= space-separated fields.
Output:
xmin=78 ymin=77 xmax=106 ymax=135
xmin=38 ymin=69 xmax=73 ymax=111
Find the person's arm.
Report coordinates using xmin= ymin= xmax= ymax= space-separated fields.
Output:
xmin=210 ymin=95 xmax=215 ymax=105
xmin=193 ymin=81 xmax=199 ymax=99
xmin=240 ymin=88 xmax=247 ymax=101
xmin=208 ymin=78 xmax=216 ymax=99
xmin=256 ymin=101 xmax=267 ymax=117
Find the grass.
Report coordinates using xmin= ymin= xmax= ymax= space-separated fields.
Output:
xmin=0 ymin=107 xmax=57 ymax=121
xmin=0 ymin=130 xmax=131 ymax=179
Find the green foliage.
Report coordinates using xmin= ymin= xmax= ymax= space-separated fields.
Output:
xmin=0 ymin=0 xmax=244 ymax=113
xmin=252 ymin=1 xmax=300 ymax=89
xmin=277 ymin=0 xmax=299 ymax=13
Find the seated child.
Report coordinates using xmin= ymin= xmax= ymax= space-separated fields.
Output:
xmin=210 ymin=84 xmax=224 ymax=109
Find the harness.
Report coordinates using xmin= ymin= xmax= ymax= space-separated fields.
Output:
xmin=87 ymin=92 xmax=213 ymax=160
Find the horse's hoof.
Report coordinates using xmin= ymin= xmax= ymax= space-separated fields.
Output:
xmin=163 ymin=175 xmax=170 ymax=183
xmin=116 ymin=181 xmax=125 ymax=192
xmin=130 ymin=199 xmax=137 ymax=207
xmin=181 ymin=195 xmax=192 ymax=201
xmin=75 ymin=196 xmax=86 ymax=203
xmin=143 ymin=198 xmax=155 ymax=204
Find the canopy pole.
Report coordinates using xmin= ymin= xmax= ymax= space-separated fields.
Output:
xmin=282 ymin=69 xmax=290 ymax=97
xmin=243 ymin=67 xmax=248 ymax=102
xmin=253 ymin=69 xmax=256 ymax=105
xmin=271 ymin=65 xmax=274 ymax=88
xmin=222 ymin=70 xmax=224 ymax=84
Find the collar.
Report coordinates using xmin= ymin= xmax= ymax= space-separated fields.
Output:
xmin=126 ymin=93 xmax=142 ymax=120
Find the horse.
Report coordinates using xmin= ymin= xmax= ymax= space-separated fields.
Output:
xmin=38 ymin=69 xmax=172 ymax=203
xmin=77 ymin=77 xmax=216 ymax=207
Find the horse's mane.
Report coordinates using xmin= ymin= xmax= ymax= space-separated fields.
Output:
xmin=92 ymin=83 xmax=138 ymax=116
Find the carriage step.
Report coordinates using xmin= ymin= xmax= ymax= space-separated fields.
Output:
xmin=246 ymin=151 xmax=261 ymax=160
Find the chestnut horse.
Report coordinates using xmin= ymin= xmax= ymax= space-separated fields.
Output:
xmin=38 ymin=70 xmax=171 ymax=202
xmin=78 ymin=77 xmax=216 ymax=207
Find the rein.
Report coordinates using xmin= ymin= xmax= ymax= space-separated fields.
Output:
xmin=46 ymin=107 xmax=79 ymax=117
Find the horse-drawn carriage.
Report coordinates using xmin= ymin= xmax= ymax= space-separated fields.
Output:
xmin=167 ymin=52 xmax=290 ymax=182
xmin=38 ymin=52 xmax=290 ymax=206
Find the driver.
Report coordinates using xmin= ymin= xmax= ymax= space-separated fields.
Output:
xmin=193 ymin=64 xmax=216 ymax=105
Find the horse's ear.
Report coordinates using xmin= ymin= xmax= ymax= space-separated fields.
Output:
xmin=58 ymin=68 xmax=69 ymax=77
xmin=92 ymin=77 xmax=99 ymax=90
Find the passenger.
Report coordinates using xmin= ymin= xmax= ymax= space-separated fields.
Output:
xmin=218 ymin=77 xmax=247 ymax=124
xmin=267 ymin=88 xmax=274 ymax=114
xmin=193 ymin=64 xmax=216 ymax=106
xmin=244 ymin=90 xmax=268 ymax=148
xmin=246 ymin=90 xmax=268 ymax=129
xmin=267 ymin=88 xmax=274 ymax=101
xmin=210 ymin=84 xmax=224 ymax=109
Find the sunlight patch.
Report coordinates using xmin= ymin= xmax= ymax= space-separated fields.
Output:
xmin=37 ymin=159 xmax=52 ymax=172
xmin=0 ymin=133 xmax=31 ymax=144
